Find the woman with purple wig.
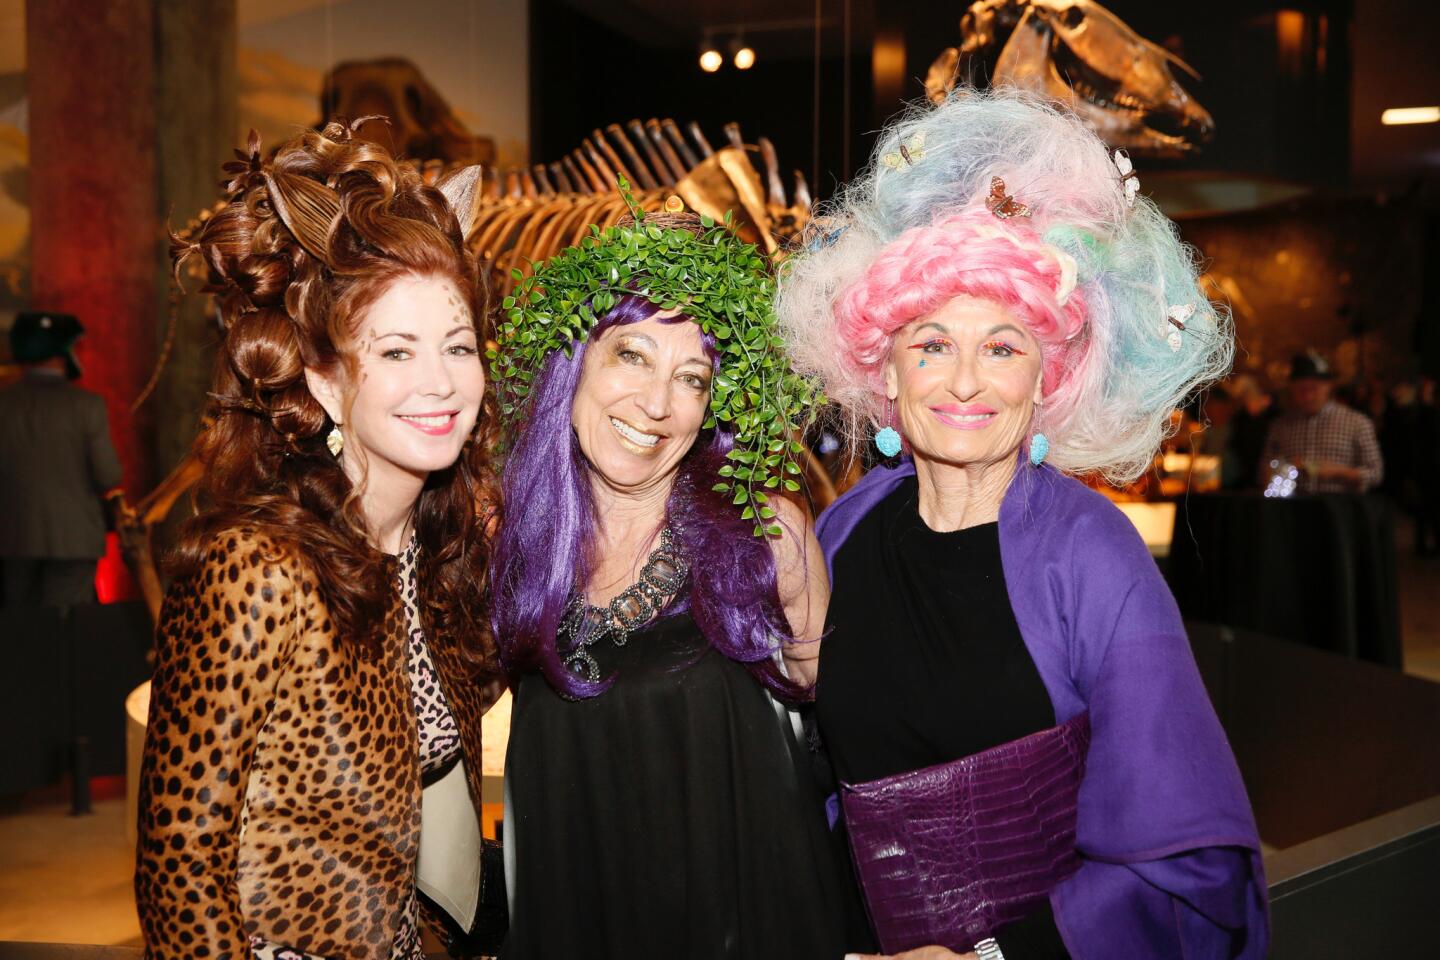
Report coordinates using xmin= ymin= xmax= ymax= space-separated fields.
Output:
xmin=489 ymin=197 xmax=849 ymax=958
xmin=777 ymin=90 xmax=1268 ymax=960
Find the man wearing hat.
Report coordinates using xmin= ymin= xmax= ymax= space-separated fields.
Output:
xmin=0 ymin=311 xmax=123 ymax=607
xmin=1261 ymin=349 xmax=1383 ymax=494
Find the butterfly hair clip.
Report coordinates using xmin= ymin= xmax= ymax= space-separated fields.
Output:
xmin=881 ymin=132 xmax=926 ymax=171
xmin=985 ymin=176 xmax=1031 ymax=220
xmin=1163 ymin=303 xmax=1195 ymax=353
xmin=804 ymin=221 xmax=848 ymax=253
xmin=1113 ymin=150 xmax=1140 ymax=208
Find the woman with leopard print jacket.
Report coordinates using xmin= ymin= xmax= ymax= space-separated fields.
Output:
xmin=134 ymin=124 xmax=504 ymax=960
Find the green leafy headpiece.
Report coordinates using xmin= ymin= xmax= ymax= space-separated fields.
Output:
xmin=489 ymin=178 xmax=822 ymax=536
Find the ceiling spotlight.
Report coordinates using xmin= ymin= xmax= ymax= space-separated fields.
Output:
xmin=1381 ymin=106 xmax=1440 ymax=126
xmin=730 ymin=36 xmax=755 ymax=70
xmin=699 ymin=47 xmax=723 ymax=73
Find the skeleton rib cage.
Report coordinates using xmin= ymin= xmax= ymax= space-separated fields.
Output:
xmin=174 ymin=118 xmax=813 ymax=300
xmin=421 ymin=118 xmax=813 ymax=297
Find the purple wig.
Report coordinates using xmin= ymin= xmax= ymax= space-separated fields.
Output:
xmin=490 ymin=294 xmax=808 ymax=702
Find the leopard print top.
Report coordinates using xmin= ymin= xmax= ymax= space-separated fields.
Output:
xmin=377 ymin=538 xmax=463 ymax=959
xmin=135 ymin=528 xmax=500 ymax=960
xmin=398 ymin=537 xmax=463 ymax=777
xmin=247 ymin=537 xmax=462 ymax=960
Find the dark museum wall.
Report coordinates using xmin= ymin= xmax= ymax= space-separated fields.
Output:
xmin=528 ymin=0 xmax=872 ymax=200
xmin=530 ymin=0 xmax=1364 ymax=198
xmin=530 ymin=0 xmax=1438 ymax=382
xmin=1182 ymin=196 xmax=1424 ymax=384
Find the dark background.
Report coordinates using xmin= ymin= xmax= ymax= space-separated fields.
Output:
xmin=527 ymin=0 xmax=1430 ymax=195
xmin=528 ymin=0 xmax=1440 ymax=378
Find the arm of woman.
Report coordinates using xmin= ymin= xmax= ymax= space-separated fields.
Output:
xmin=1052 ymin=518 xmax=1268 ymax=959
xmin=133 ymin=531 xmax=301 ymax=959
xmin=768 ymin=495 xmax=830 ymax=687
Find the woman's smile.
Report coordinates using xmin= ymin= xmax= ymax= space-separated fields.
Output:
xmin=610 ymin=415 xmax=663 ymax=451
xmin=397 ymin=410 xmax=460 ymax=435
xmin=930 ymin=403 xmax=998 ymax=430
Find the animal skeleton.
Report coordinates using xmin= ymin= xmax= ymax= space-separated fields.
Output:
xmin=445 ymin=119 xmax=812 ymax=298
xmin=927 ymin=0 xmax=1214 ymax=156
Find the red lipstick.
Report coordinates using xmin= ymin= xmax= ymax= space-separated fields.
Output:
xmin=396 ymin=411 xmax=459 ymax=436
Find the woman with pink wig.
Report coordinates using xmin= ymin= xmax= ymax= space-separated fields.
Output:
xmin=778 ymin=90 xmax=1267 ymax=960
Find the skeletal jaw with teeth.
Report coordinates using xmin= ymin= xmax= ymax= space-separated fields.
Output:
xmin=611 ymin=417 xmax=660 ymax=448
xmin=930 ymin=0 xmax=1215 ymax=157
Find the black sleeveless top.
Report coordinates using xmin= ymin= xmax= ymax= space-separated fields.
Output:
xmin=817 ymin=475 xmax=1070 ymax=958
xmin=503 ymin=611 xmax=849 ymax=959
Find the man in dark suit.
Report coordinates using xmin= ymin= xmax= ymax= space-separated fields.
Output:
xmin=0 ymin=311 xmax=123 ymax=607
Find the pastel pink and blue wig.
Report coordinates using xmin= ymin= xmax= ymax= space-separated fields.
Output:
xmin=778 ymin=88 xmax=1232 ymax=483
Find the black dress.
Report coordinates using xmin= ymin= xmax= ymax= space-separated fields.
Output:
xmin=817 ymin=476 xmax=1071 ymax=958
xmin=503 ymin=611 xmax=849 ymax=959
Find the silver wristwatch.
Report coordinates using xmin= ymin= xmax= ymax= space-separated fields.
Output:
xmin=974 ymin=937 xmax=1006 ymax=960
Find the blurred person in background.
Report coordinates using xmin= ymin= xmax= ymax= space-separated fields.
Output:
xmin=0 ymin=311 xmax=122 ymax=608
xmin=1341 ymin=377 xmax=1387 ymax=423
xmin=1261 ymin=350 xmax=1382 ymax=494
xmin=1223 ymin=374 xmax=1276 ymax=490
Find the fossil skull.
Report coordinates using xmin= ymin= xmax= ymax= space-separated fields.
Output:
xmin=929 ymin=0 xmax=1214 ymax=156
xmin=319 ymin=58 xmax=495 ymax=166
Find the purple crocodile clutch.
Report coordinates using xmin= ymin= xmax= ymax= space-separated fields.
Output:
xmin=839 ymin=711 xmax=1091 ymax=954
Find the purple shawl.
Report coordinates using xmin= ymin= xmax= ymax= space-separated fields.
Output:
xmin=817 ymin=459 xmax=1269 ymax=959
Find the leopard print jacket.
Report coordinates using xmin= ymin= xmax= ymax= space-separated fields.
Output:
xmin=134 ymin=528 xmax=502 ymax=960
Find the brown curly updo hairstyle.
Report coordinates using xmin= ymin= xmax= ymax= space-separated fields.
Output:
xmin=170 ymin=121 xmax=501 ymax=665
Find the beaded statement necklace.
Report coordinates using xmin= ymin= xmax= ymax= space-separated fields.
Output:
xmin=560 ymin=526 xmax=691 ymax=683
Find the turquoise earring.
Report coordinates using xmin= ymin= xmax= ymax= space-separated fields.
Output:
xmin=876 ymin=399 xmax=903 ymax=458
xmin=1029 ymin=432 xmax=1049 ymax=466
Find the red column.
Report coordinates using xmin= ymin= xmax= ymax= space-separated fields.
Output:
xmin=26 ymin=0 xmax=159 ymax=494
